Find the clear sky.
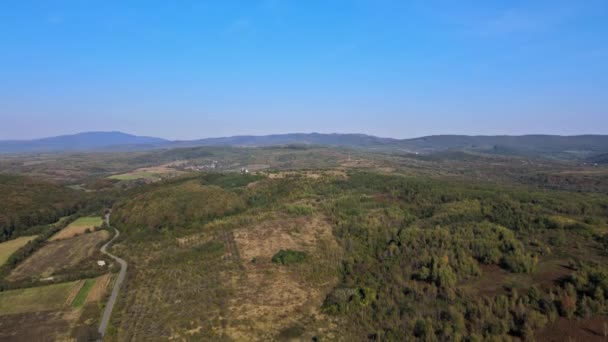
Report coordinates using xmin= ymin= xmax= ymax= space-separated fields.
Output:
xmin=1 ymin=0 xmax=607 ymax=140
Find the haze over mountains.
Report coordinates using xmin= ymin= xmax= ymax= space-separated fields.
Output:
xmin=0 ymin=132 xmax=168 ymax=153
xmin=2 ymin=131 xmax=608 ymax=161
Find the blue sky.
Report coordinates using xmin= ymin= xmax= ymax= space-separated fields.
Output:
xmin=1 ymin=0 xmax=607 ymax=140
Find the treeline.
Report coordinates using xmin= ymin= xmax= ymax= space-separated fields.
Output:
xmin=0 ymin=215 xmax=79 ymax=289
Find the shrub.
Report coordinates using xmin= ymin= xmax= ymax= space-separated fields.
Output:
xmin=284 ymin=204 xmax=314 ymax=216
xmin=271 ymin=249 xmax=307 ymax=265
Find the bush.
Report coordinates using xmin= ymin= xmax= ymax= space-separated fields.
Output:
xmin=271 ymin=249 xmax=307 ymax=265
xmin=284 ymin=204 xmax=314 ymax=216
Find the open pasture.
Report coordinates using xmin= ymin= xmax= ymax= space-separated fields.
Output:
xmin=71 ymin=278 xmax=96 ymax=307
xmin=0 ymin=280 xmax=80 ymax=315
xmin=109 ymin=171 xmax=158 ymax=181
xmin=108 ymin=164 xmax=183 ymax=181
xmin=0 ymin=235 xmax=38 ymax=266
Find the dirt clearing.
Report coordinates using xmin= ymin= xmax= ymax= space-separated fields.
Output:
xmin=224 ymin=215 xmax=342 ymax=340
xmin=536 ymin=316 xmax=608 ymax=341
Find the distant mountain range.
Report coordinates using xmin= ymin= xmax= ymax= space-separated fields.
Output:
xmin=0 ymin=132 xmax=168 ymax=153
xmin=2 ymin=131 xmax=608 ymax=161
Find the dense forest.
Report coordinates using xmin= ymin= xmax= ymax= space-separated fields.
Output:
xmin=0 ymin=175 xmax=83 ymax=242
xmin=321 ymin=172 xmax=608 ymax=340
xmin=108 ymin=171 xmax=608 ymax=340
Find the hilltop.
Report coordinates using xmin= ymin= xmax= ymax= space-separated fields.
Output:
xmin=0 ymin=132 xmax=168 ymax=153
xmin=3 ymin=131 xmax=608 ymax=161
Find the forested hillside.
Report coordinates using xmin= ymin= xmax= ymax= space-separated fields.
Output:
xmin=108 ymin=171 xmax=608 ymax=340
xmin=0 ymin=174 xmax=83 ymax=241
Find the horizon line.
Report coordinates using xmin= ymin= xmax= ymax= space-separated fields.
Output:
xmin=3 ymin=130 xmax=608 ymax=142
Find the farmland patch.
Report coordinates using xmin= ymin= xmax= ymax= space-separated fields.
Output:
xmin=0 ymin=280 xmax=80 ymax=315
xmin=0 ymin=311 xmax=71 ymax=342
xmin=50 ymin=216 xmax=103 ymax=241
xmin=108 ymin=164 xmax=183 ymax=181
xmin=86 ymin=273 xmax=112 ymax=303
xmin=71 ymin=278 xmax=96 ymax=307
xmin=9 ymin=230 xmax=109 ymax=281
xmin=0 ymin=235 xmax=38 ymax=266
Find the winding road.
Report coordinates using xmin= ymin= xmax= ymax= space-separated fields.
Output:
xmin=98 ymin=212 xmax=127 ymax=339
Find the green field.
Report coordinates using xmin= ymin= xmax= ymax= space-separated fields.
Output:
xmin=0 ymin=235 xmax=38 ymax=266
xmin=0 ymin=281 xmax=79 ymax=315
xmin=71 ymin=216 xmax=103 ymax=226
xmin=71 ymin=278 xmax=96 ymax=307
xmin=50 ymin=216 xmax=103 ymax=240
xmin=53 ymin=216 xmax=71 ymax=227
xmin=109 ymin=171 xmax=158 ymax=181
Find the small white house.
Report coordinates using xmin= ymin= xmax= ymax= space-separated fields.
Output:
xmin=97 ymin=260 xmax=106 ymax=267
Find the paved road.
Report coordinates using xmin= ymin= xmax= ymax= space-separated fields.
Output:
xmin=98 ymin=213 xmax=127 ymax=339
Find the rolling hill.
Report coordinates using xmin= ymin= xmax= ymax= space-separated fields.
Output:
xmin=0 ymin=174 xmax=82 ymax=241
xmin=173 ymin=132 xmax=397 ymax=148
xmin=0 ymin=132 xmax=168 ymax=153
xmin=2 ymin=131 xmax=608 ymax=160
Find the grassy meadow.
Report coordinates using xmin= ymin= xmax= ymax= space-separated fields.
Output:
xmin=109 ymin=171 xmax=158 ymax=181
xmin=0 ymin=280 xmax=79 ymax=315
xmin=50 ymin=216 xmax=103 ymax=241
xmin=72 ymin=278 xmax=96 ymax=307
xmin=0 ymin=235 xmax=38 ymax=266
xmin=9 ymin=230 xmax=110 ymax=281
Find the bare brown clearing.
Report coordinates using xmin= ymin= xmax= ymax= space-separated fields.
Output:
xmin=223 ymin=215 xmax=342 ymax=340
xmin=0 ymin=311 xmax=71 ymax=342
xmin=460 ymin=259 xmax=571 ymax=296
xmin=537 ymin=316 xmax=608 ymax=341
